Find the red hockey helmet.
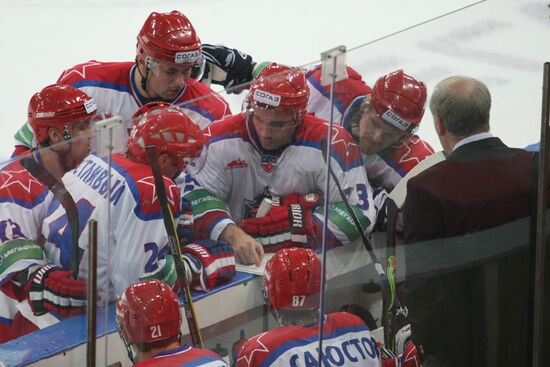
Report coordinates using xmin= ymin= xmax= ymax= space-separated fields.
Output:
xmin=28 ymin=84 xmax=97 ymax=145
xmin=127 ymin=104 xmax=204 ymax=170
xmin=370 ymin=69 xmax=427 ymax=131
xmin=137 ymin=10 xmax=201 ymax=66
xmin=131 ymin=101 xmax=172 ymax=120
xmin=263 ymin=247 xmax=321 ymax=311
xmin=116 ymin=279 xmax=181 ymax=345
xmin=249 ymin=63 xmax=310 ymax=123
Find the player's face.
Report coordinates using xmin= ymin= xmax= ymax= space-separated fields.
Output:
xmin=251 ymin=108 xmax=297 ymax=150
xmin=147 ymin=60 xmax=193 ymax=100
xmin=68 ymin=120 xmax=93 ymax=162
xmin=159 ymin=154 xmax=182 ymax=180
xmin=358 ymin=103 xmax=408 ymax=155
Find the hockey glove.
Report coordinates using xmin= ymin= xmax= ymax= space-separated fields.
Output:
xmin=379 ymin=345 xmax=399 ymax=367
xmin=181 ymin=239 xmax=236 ymax=291
xmin=200 ymin=43 xmax=255 ymax=93
xmin=401 ymin=340 xmax=423 ymax=367
xmin=26 ymin=265 xmax=86 ymax=318
xmin=239 ymin=204 xmax=316 ymax=252
xmin=270 ymin=192 xmax=322 ymax=210
xmin=245 ymin=192 xmax=321 ymax=218
xmin=394 ymin=307 xmax=413 ymax=355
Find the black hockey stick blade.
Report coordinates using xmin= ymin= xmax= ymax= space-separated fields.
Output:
xmin=145 ymin=145 xmax=204 ymax=348
xmin=20 ymin=157 xmax=80 ymax=279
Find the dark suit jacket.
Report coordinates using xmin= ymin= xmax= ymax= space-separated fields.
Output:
xmin=402 ymin=137 xmax=540 ymax=367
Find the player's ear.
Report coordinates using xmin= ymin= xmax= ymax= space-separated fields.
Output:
xmin=157 ymin=153 xmax=174 ymax=173
xmin=434 ymin=115 xmax=446 ymax=136
xmin=135 ymin=50 xmax=146 ymax=70
xmin=47 ymin=127 xmax=63 ymax=144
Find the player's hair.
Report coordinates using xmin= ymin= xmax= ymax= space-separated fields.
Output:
xmin=430 ymin=75 xmax=491 ymax=138
xmin=273 ymin=309 xmax=320 ymax=327
xmin=134 ymin=335 xmax=180 ymax=353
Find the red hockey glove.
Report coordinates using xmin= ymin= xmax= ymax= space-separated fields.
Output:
xmin=181 ymin=239 xmax=236 ymax=291
xmin=378 ymin=340 xmax=423 ymax=367
xmin=379 ymin=345 xmax=399 ymax=367
xmin=270 ymin=193 xmax=322 ymax=210
xmin=239 ymin=204 xmax=316 ymax=252
xmin=401 ymin=341 xmax=423 ymax=367
xmin=26 ymin=265 xmax=86 ymax=318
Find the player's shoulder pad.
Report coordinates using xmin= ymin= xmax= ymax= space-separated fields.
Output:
xmin=384 ymin=135 xmax=436 ymax=174
xmin=297 ymin=115 xmax=362 ymax=171
xmin=0 ymin=159 xmax=49 ymax=207
xmin=111 ymin=155 xmax=180 ymax=218
xmin=181 ymin=80 xmax=231 ymax=118
xmin=330 ymin=311 xmax=372 ymax=329
xmin=57 ymin=60 xmax=134 ymax=88
xmin=306 ymin=64 xmax=372 ymax=108
xmin=203 ymin=113 xmax=248 ymax=146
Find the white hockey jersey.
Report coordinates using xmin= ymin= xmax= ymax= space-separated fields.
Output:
xmin=0 ymin=156 xmax=56 ymax=343
xmin=13 ymin=60 xmax=231 ymax=155
xmin=235 ymin=312 xmax=379 ymax=367
xmin=189 ymin=113 xmax=376 ymax=246
xmin=42 ymin=153 xmax=181 ymax=300
xmin=306 ymin=65 xmax=435 ymax=192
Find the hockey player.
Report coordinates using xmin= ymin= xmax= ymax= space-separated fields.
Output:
xmin=192 ymin=44 xmax=433 ymax=192
xmin=307 ymin=67 xmax=433 ymax=192
xmin=0 ymin=84 xmax=98 ymax=343
xmin=12 ymin=10 xmax=231 ymax=156
xmin=116 ymin=279 xmax=229 ymax=366
xmin=188 ymin=63 xmax=376 ymax=252
xmin=235 ymin=247 xmax=380 ymax=367
xmin=130 ymin=102 xmax=264 ymax=267
xmin=41 ymin=104 xmax=236 ymax=302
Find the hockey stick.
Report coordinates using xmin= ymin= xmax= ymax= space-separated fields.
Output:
xmin=20 ymin=157 xmax=80 ymax=279
xmin=319 ymin=137 xmax=404 ymax=347
xmin=145 ymin=145 xmax=204 ymax=348
xmin=384 ymin=198 xmax=400 ymax=352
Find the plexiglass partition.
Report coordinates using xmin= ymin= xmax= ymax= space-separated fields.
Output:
xmin=0 ymin=1 xmax=549 ymax=367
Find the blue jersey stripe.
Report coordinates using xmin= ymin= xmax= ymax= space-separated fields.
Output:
xmin=0 ymin=188 xmax=49 ymax=209
xmin=177 ymin=101 xmax=217 ymax=122
xmin=107 ymin=158 xmax=166 ymax=221
xmin=307 ymin=74 xmax=346 ymax=114
xmin=72 ymin=80 xmax=130 ymax=93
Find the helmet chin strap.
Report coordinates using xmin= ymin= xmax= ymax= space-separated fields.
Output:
xmin=117 ymin=327 xmax=136 ymax=364
xmin=136 ymin=56 xmax=153 ymax=99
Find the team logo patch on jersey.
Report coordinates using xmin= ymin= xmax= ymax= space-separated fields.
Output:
xmin=225 ymin=159 xmax=248 ymax=170
xmin=261 ymin=154 xmax=278 ymax=173
xmin=0 ymin=219 xmax=25 ymax=243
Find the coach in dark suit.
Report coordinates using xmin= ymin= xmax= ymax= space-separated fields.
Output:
xmin=401 ymin=76 xmax=539 ymax=367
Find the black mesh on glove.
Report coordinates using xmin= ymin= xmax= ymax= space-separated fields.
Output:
xmin=200 ymin=43 xmax=255 ymax=93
